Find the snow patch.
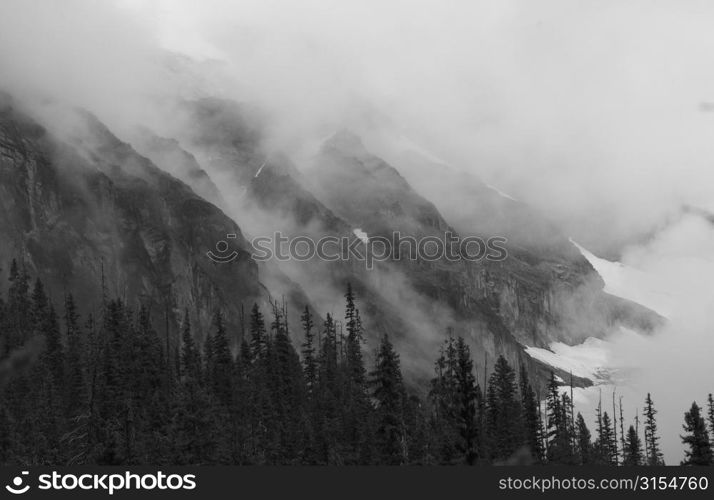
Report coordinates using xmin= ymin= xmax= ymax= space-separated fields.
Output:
xmin=254 ymin=161 xmax=266 ymax=178
xmin=525 ymin=337 xmax=609 ymax=380
xmin=396 ymin=134 xmax=448 ymax=165
xmin=570 ymin=239 xmax=672 ymax=317
xmin=486 ymin=183 xmax=517 ymax=201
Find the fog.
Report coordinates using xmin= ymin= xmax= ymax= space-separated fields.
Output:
xmin=604 ymin=214 xmax=714 ymax=463
xmin=5 ymin=0 xmax=714 ymax=248
xmin=122 ymin=0 xmax=714 ymax=254
xmin=2 ymin=0 xmax=714 ymax=463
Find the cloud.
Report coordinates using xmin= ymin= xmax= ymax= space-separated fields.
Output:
xmin=119 ymin=0 xmax=714 ymax=256
xmin=6 ymin=0 xmax=714 ymax=256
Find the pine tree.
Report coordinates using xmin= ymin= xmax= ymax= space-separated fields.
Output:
xmin=267 ymin=300 xmax=307 ymax=463
xmin=575 ymin=413 xmax=593 ymax=464
xmin=622 ymin=425 xmax=643 ymax=466
xmin=643 ymin=393 xmax=664 ymax=465
xmin=707 ymin=392 xmax=714 ymax=443
xmin=371 ymin=334 xmax=406 ymax=465
xmin=428 ymin=338 xmax=460 ymax=464
xmin=486 ymin=355 xmax=522 ymax=462
xmin=32 ymin=296 xmax=65 ymax=464
xmin=429 ymin=337 xmax=483 ymax=464
xmin=519 ymin=365 xmax=544 ymax=463
xmin=681 ymin=402 xmax=714 ymax=466
xmin=63 ymin=293 xmax=86 ymax=413
xmin=209 ymin=310 xmax=234 ymax=408
xmin=300 ymin=306 xmax=317 ymax=394
xmin=341 ymin=285 xmax=371 ymax=463
xmin=249 ymin=303 xmax=267 ymax=361
xmin=314 ymin=313 xmax=342 ymax=464
xmin=133 ymin=304 xmax=170 ymax=464
xmin=180 ymin=309 xmax=200 ymax=380
xmin=173 ymin=309 xmax=216 ymax=465
xmin=545 ymin=372 xmax=574 ymax=464
xmin=561 ymin=392 xmax=576 ymax=463
xmin=453 ymin=339 xmax=481 ymax=464
xmin=595 ymin=412 xmax=618 ymax=465
xmin=5 ymin=259 xmax=31 ymax=352
xmin=0 ymin=291 xmax=6 ymax=357
xmin=31 ymin=278 xmax=49 ymax=333
xmin=43 ymin=302 xmax=64 ymax=385
xmin=94 ymin=299 xmax=130 ymax=464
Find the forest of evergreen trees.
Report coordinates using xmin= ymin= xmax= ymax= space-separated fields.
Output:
xmin=0 ymin=259 xmax=713 ymax=466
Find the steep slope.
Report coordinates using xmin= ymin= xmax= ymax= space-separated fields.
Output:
xmin=127 ymin=127 xmax=226 ymax=210
xmin=0 ymin=95 xmax=301 ymax=349
xmin=150 ymin=99 xmax=569 ymax=384
xmin=116 ymin=96 xmax=659 ymax=387
xmin=303 ymin=131 xmax=666 ymax=383
xmin=307 ymin=132 xmax=590 ymax=344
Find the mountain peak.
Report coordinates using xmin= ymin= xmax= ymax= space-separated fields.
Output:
xmin=321 ymin=129 xmax=368 ymax=157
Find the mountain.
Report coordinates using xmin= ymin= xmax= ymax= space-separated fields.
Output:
xmin=127 ymin=127 xmax=226 ymax=210
xmin=147 ymin=98 xmax=659 ymax=386
xmin=305 ymin=131 xmax=652 ymax=344
xmin=0 ymin=90 xmax=661 ymax=389
xmin=0 ymin=94 xmax=312 ymax=350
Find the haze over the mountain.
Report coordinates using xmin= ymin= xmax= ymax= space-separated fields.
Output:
xmin=1 ymin=0 xmax=714 ymax=463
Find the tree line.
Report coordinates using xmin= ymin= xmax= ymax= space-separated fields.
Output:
xmin=0 ymin=260 xmax=712 ymax=465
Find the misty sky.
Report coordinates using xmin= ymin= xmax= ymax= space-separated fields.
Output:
xmin=3 ymin=0 xmax=714 ymax=250
xmin=129 ymin=0 xmax=714 ymax=251
xmin=2 ymin=0 xmax=714 ymax=463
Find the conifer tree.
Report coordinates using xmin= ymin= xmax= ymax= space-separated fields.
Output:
xmin=173 ymin=309 xmax=216 ymax=465
xmin=519 ymin=364 xmax=544 ymax=463
xmin=209 ymin=310 xmax=234 ymax=408
xmin=560 ymin=392 xmax=576 ymax=463
xmin=300 ymin=306 xmax=317 ymax=394
xmin=575 ymin=413 xmax=593 ymax=464
xmin=371 ymin=334 xmax=406 ymax=465
xmin=63 ymin=293 xmax=85 ymax=410
xmin=681 ymin=402 xmax=714 ymax=466
xmin=249 ymin=303 xmax=267 ymax=361
xmin=486 ymin=355 xmax=522 ymax=462
xmin=341 ymin=285 xmax=370 ymax=463
xmin=315 ymin=313 xmax=342 ymax=464
xmin=180 ymin=309 xmax=200 ymax=380
xmin=595 ymin=412 xmax=618 ymax=465
xmin=5 ymin=259 xmax=31 ymax=352
xmin=622 ymin=425 xmax=643 ymax=466
xmin=707 ymin=392 xmax=714 ymax=443
xmin=43 ymin=302 xmax=64 ymax=385
xmin=429 ymin=337 xmax=460 ymax=464
xmin=545 ymin=372 xmax=574 ymax=463
xmin=643 ymin=393 xmax=665 ymax=465
xmin=268 ymin=301 xmax=307 ymax=463
xmin=453 ymin=338 xmax=481 ymax=464
xmin=429 ymin=337 xmax=483 ymax=464
xmin=94 ymin=299 xmax=130 ymax=464
xmin=31 ymin=278 xmax=49 ymax=334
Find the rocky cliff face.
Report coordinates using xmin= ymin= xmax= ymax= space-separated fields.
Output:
xmin=0 ymin=95 xmax=303 ymax=349
xmin=305 ymin=131 xmax=614 ymax=347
